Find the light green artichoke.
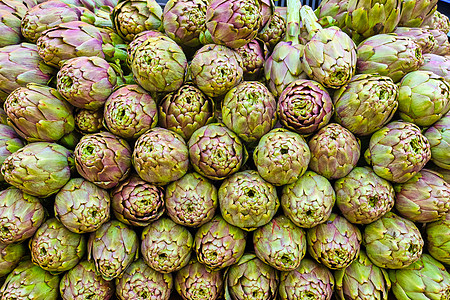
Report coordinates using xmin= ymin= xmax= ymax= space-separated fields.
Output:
xmin=398 ymin=0 xmax=438 ymax=27
xmin=0 ymin=242 xmax=26 ymax=277
xmin=426 ymin=214 xmax=450 ymax=265
xmin=425 ymin=113 xmax=450 ymax=170
xmin=257 ymin=9 xmax=285 ymax=50
xmin=74 ymin=108 xmax=104 ymax=134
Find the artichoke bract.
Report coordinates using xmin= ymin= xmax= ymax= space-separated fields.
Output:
xmin=1 ymin=142 xmax=74 ymax=197
xmin=333 ymin=74 xmax=399 ymax=136
xmin=393 ymin=27 xmax=437 ymax=54
xmin=222 ymin=81 xmax=277 ymax=143
xmin=335 ymin=167 xmax=395 ymax=224
xmin=419 ymin=53 xmax=450 ymax=82
xmin=133 ymin=127 xmax=189 ymax=185
xmin=0 ymin=242 xmax=26 ymax=277
xmin=30 ymin=218 xmax=86 ymax=273
xmin=257 ymin=9 xmax=285 ymax=50
xmin=363 ymin=212 xmax=424 ymax=269
xmin=4 ymin=83 xmax=75 ymax=142
xmin=189 ymin=44 xmax=243 ymax=98
xmin=394 ymin=169 xmax=450 ymax=223
xmin=315 ymin=0 xmax=349 ymax=30
xmin=426 ymin=214 xmax=450 ymax=265
xmin=253 ymin=128 xmax=310 ymax=186
xmin=425 ymin=113 xmax=450 ymax=169
xmin=130 ymin=35 xmax=187 ymax=93
xmin=165 ymin=172 xmax=217 ymax=228
xmin=236 ymin=39 xmax=267 ymax=80
xmin=194 ymin=215 xmax=246 ymax=270
xmin=111 ymin=174 xmax=165 ymax=227
xmin=0 ymin=9 xmax=22 ymax=48
xmin=281 ymin=171 xmax=335 ymax=228
xmin=141 ymin=217 xmax=193 ymax=273
xmin=87 ymin=220 xmax=139 ymax=281
xmin=54 ymin=178 xmax=110 ymax=234
xmin=60 ymin=260 xmax=114 ymax=300
xmin=103 ymin=84 xmax=158 ymax=140
xmin=0 ymin=124 xmax=23 ymax=181
xmin=364 ymin=121 xmax=431 ymax=183
xmin=422 ymin=10 xmax=450 ymax=32
xmin=116 ymin=259 xmax=173 ymax=300
xmin=398 ymin=0 xmax=438 ymax=27
xmin=74 ymin=108 xmax=104 ymax=134
xmin=219 ymin=170 xmax=279 ymax=231
xmin=430 ymin=28 xmax=450 ymax=55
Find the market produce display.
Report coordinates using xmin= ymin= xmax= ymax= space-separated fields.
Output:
xmin=1 ymin=0 xmax=450 ymax=299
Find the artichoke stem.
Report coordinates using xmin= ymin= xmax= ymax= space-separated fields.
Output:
xmin=285 ymin=0 xmax=302 ymax=44
xmin=300 ymin=5 xmax=323 ymax=39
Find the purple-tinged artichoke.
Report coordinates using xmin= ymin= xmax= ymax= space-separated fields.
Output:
xmin=30 ymin=218 xmax=86 ymax=273
xmin=236 ymin=39 xmax=267 ymax=80
xmin=222 ymin=81 xmax=277 ymax=143
xmin=335 ymin=250 xmax=391 ymax=300
xmin=430 ymin=165 xmax=450 ymax=183
xmin=307 ymin=213 xmax=361 ymax=270
xmin=0 ymin=124 xmax=23 ymax=181
xmin=425 ymin=113 xmax=450 ymax=169
xmin=219 ymin=170 xmax=279 ymax=231
xmin=165 ymin=172 xmax=217 ymax=228
xmin=130 ymin=35 xmax=187 ymax=93
xmin=277 ymin=79 xmax=333 ymax=135
xmin=87 ymin=220 xmax=139 ymax=281
xmin=430 ymin=28 xmax=450 ymax=55
xmin=0 ymin=0 xmax=30 ymax=16
xmin=253 ymin=128 xmax=310 ymax=186
xmin=335 ymin=167 xmax=395 ymax=225
xmin=316 ymin=0 xmax=349 ymax=29
xmin=74 ymin=131 xmax=131 ymax=189
xmin=57 ymin=56 xmax=119 ymax=111
xmin=116 ymin=259 xmax=173 ymax=300
xmin=188 ymin=123 xmax=247 ymax=181
xmin=279 ymin=258 xmax=334 ymax=300
xmin=281 ymin=171 xmax=335 ymax=229
xmin=74 ymin=108 xmax=104 ymax=134
xmin=4 ymin=84 xmax=75 ymax=142
xmin=111 ymin=0 xmax=162 ymax=41
xmin=0 ymin=242 xmax=26 ymax=277
xmin=426 ymin=214 xmax=450 ymax=265
xmin=159 ymin=83 xmax=214 ymax=141
xmin=189 ymin=44 xmax=244 ymax=98
xmin=224 ymin=253 xmax=279 ymax=300
xmin=141 ymin=217 xmax=193 ymax=273
xmin=363 ymin=212 xmax=424 ymax=269
xmin=126 ymin=29 xmax=163 ymax=64
xmin=393 ymin=27 xmax=437 ymax=54
xmin=60 ymin=260 xmax=114 ymax=300
xmin=257 ymin=10 xmax=286 ymax=50
xmin=0 ymin=9 xmax=22 ymax=48
xmin=1 ymin=142 xmax=74 ymax=197
xmin=419 ymin=53 xmax=450 ymax=82
xmin=75 ymin=0 xmax=118 ymax=11
xmin=194 ymin=215 xmax=246 ymax=270
xmin=54 ymin=178 xmax=110 ymax=234
xmin=175 ymin=259 xmax=223 ymax=300
xmin=356 ymin=34 xmax=424 ymax=83
xmin=422 ymin=10 xmax=450 ymax=33
xmin=333 ymin=74 xmax=399 ymax=136
xmin=394 ymin=169 xmax=450 ymax=223
xmin=133 ymin=127 xmax=189 ymax=185
xmin=103 ymin=84 xmax=158 ymax=140
xmin=364 ymin=121 xmax=431 ymax=183
xmin=398 ymin=0 xmax=438 ymax=27
xmin=111 ymin=174 xmax=165 ymax=227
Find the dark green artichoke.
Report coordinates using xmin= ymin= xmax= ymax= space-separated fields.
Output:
xmin=74 ymin=108 xmax=104 ymax=134
xmin=0 ymin=124 xmax=23 ymax=181
xmin=0 ymin=242 xmax=26 ymax=277
xmin=425 ymin=113 xmax=450 ymax=169
xmin=426 ymin=213 xmax=450 ymax=265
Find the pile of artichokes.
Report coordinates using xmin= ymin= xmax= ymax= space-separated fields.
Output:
xmin=0 ymin=0 xmax=449 ymax=298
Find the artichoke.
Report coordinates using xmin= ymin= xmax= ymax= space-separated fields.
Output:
xmin=54 ymin=178 xmax=110 ymax=233
xmin=422 ymin=10 xmax=450 ymax=33
xmin=419 ymin=53 xmax=450 ymax=82
xmin=111 ymin=174 xmax=165 ymax=227
xmin=74 ymin=108 xmax=104 ymax=133
xmin=194 ymin=215 xmax=246 ymax=270
xmin=0 ymin=124 xmax=23 ymax=181
xmin=257 ymin=9 xmax=285 ymax=50
xmin=87 ymin=220 xmax=139 ymax=281
xmin=425 ymin=113 xmax=450 ymax=169
xmin=363 ymin=212 xmax=424 ymax=269
xmin=426 ymin=214 xmax=450 ymax=265
xmin=60 ymin=260 xmax=114 ymax=300
xmin=236 ymin=39 xmax=267 ymax=80
xmin=222 ymin=81 xmax=277 ymax=143
xmin=364 ymin=121 xmax=431 ymax=183
xmin=335 ymin=167 xmax=395 ymax=224
xmin=188 ymin=123 xmax=247 ymax=181
xmin=219 ymin=170 xmax=279 ymax=231
xmin=315 ymin=0 xmax=349 ymax=29
xmin=1 ymin=142 xmax=74 ymax=197
xmin=133 ymin=127 xmax=189 ymax=185
xmin=126 ymin=29 xmax=164 ymax=62
xmin=103 ymin=84 xmax=158 ymax=140
xmin=116 ymin=259 xmax=173 ymax=300
xmin=393 ymin=27 xmax=437 ymax=54
xmin=0 ymin=242 xmax=26 ymax=277
xmin=430 ymin=28 xmax=450 ymax=55
xmin=165 ymin=172 xmax=217 ymax=228
xmin=0 ymin=9 xmax=22 ymax=48
xmin=398 ymin=0 xmax=438 ymax=27
xmin=141 ymin=217 xmax=193 ymax=273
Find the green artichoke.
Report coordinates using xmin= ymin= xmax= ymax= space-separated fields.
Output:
xmin=425 ymin=113 xmax=450 ymax=169
xmin=116 ymin=259 xmax=173 ymax=300
xmin=363 ymin=212 xmax=424 ymax=269
xmin=126 ymin=29 xmax=163 ymax=63
xmin=398 ymin=0 xmax=438 ymax=27
xmin=188 ymin=123 xmax=247 ymax=181
xmin=74 ymin=108 xmax=104 ymax=133
xmin=0 ymin=124 xmax=23 ymax=181
xmin=333 ymin=74 xmax=399 ymax=136
xmin=426 ymin=214 xmax=450 ymax=265
xmin=257 ymin=9 xmax=285 ymax=50
xmin=222 ymin=81 xmax=277 ymax=143
xmin=165 ymin=172 xmax=217 ymax=228
xmin=419 ymin=53 xmax=450 ymax=83
xmin=103 ymin=84 xmax=158 ymax=140
xmin=87 ymin=220 xmax=139 ymax=281
xmin=0 ymin=9 xmax=22 ymax=48
xmin=141 ymin=217 xmax=193 ymax=273
xmin=133 ymin=127 xmax=189 ymax=185
xmin=111 ymin=174 xmax=165 ymax=227
xmin=60 ymin=260 xmax=114 ymax=300
xmin=422 ymin=10 xmax=450 ymax=33
xmin=335 ymin=167 xmax=395 ymax=224
xmin=236 ymin=39 xmax=267 ymax=80
xmin=219 ymin=170 xmax=279 ymax=231
xmin=194 ymin=215 xmax=246 ymax=270
xmin=393 ymin=27 xmax=437 ymax=54
xmin=30 ymin=218 xmax=86 ymax=273
xmin=364 ymin=121 xmax=431 ymax=183
xmin=315 ymin=0 xmax=349 ymax=29
xmin=0 ymin=242 xmax=26 ymax=277
xmin=54 ymin=178 xmax=110 ymax=233
xmin=1 ymin=142 xmax=74 ymax=197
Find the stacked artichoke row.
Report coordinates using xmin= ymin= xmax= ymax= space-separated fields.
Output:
xmin=0 ymin=0 xmax=450 ymax=298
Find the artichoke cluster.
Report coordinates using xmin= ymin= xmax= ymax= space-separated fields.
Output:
xmin=0 ymin=0 xmax=450 ymax=299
